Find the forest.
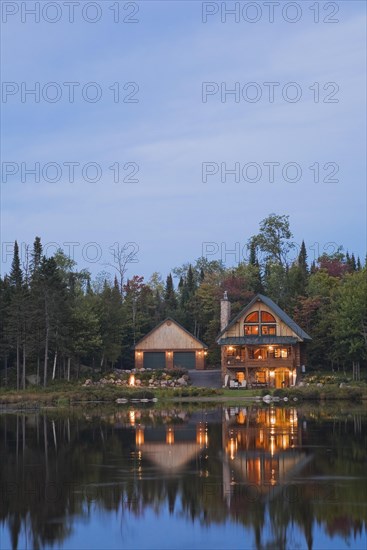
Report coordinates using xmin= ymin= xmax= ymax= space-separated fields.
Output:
xmin=0 ymin=214 xmax=366 ymax=389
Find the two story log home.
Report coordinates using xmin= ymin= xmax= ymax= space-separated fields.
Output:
xmin=217 ymin=293 xmax=311 ymax=388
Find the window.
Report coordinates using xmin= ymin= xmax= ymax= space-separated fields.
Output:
xmin=227 ymin=346 xmax=236 ymax=356
xmin=244 ymin=310 xmax=277 ymax=336
xmin=245 ymin=325 xmax=259 ymax=335
xmin=274 ymin=347 xmax=291 ymax=358
xmin=245 ymin=312 xmax=259 ymax=323
xmin=261 ymin=325 xmax=276 ymax=335
xmin=255 ymin=370 xmax=267 ymax=383
xmin=261 ymin=312 xmax=276 ymax=323
xmin=249 ymin=348 xmax=265 ymax=360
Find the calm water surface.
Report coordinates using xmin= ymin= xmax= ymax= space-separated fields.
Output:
xmin=0 ymin=404 xmax=366 ymax=550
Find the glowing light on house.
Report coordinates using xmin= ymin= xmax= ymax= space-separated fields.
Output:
xmin=135 ymin=428 xmax=145 ymax=446
xmin=129 ymin=410 xmax=135 ymax=426
xmin=227 ymin=436 xmax=237 ymax=460
xmin=166 ymin=427 xmax=175 ymax=445
xmin=196 ymin=424 xmax=209 ymax=447
xmin=270 ymin=435 xmax=275 ymax=456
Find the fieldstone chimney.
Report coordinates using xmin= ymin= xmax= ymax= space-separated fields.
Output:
xmin=220 ymin=291 xmax=231 ymax=331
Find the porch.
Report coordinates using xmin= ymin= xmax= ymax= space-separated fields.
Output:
xmin=223 ymin=365 xmax=297 ymax=389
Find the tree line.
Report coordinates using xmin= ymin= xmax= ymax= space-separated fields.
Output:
xmin=0 ymin=214 xmax=366 ymax=388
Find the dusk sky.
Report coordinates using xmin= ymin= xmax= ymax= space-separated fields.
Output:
xmin=1 ymin=1 xmax=366 ymax=281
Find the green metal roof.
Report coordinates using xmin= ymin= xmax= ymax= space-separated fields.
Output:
xmin=218 ymin=336 xmax=298 ymax=346
xmin=217 ymin=294 xmax=312 ymax=343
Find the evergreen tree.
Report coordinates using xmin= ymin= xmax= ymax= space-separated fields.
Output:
xmin=9 ymin=241 xmax=23 ymax=289
xmin=298 ymin=241 xmax=308 ymax=275
xmin=186 ymin=265 xmax=196 ymax=294
xmin=249 ymin=240 xmax=257 ymax=266
xmin=350 ymin=253 xmax=357 ymax=271
xmin=35 ymin=257 xmax=69 ymax=387
xmin=30 ymin=236 xmax=42 ymax=276
xmin=8 ymin=242 xmax=24 ymax=389
xmin=164 ymin=273 xmax=177 ymax=312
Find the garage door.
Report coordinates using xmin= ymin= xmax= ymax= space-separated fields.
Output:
xmin=173 ymin=352 xmax=196 ymax=370
xmin=143 ymin=352 xmax=166 ymax=369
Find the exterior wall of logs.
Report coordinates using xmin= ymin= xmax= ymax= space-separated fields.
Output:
xmin=221 ymin=343 xmax=303 ymax=388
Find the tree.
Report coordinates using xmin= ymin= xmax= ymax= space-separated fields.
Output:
xmin=97 ymin=282 xmax=123 ymax=370
xmin=35 ymin=257 xmax=69 ymax=387
xmin=104 ymin=243 xmax=137 ymax=295
xmin=7 ymin=242 xmax=24 ymax=389
xmin=249 ymin=240 xmax=257 ymax=267
xmin=164 ymin=273 xmax=177 ymax=313
xmin=71 ymin=293 xmax=102 ymax=376
xmin=249 ymin=214 xmax=295 ymax=267
xmin=30 ymin=236 xmax=42 ymax=276
xmin=0 ymin=276 xmax=12 ymax=386
xmin=334 ymin=270 xmax=367 ymax=365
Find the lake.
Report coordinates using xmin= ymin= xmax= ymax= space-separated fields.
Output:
xmin=0 ymin=403 xmax=366 ymax=550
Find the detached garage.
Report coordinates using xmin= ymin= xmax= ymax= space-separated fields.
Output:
xmin=135 ymin=318 xmax=208 ymax=371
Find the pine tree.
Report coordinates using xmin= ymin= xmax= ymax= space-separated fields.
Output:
xmin=30 ymin=236 xmax=42 ymax=276
xmin=8 ymin=242 xmax=24 ymax=389
xmin=9 ymin=241 xmax=23 ymax=289
xmin=298 ymin=241 xmax=308 ymax=276
xmin=249 ymin=240 xmax=257 ymax=266
xmin=164 ymin=273 xmax=177 ymax=312
xmin=35 ymin=257 xmax=69 ymax=387
xmin=0 ymin=276 xmax=12 ymax=386
xmin=186 ymin=265 xmax=196 ymax=294
xmin=350 ymin=253 xmax=357 ymax=271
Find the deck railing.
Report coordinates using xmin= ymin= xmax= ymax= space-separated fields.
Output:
xmin=225 ymin=357 xmax=296 ymax=369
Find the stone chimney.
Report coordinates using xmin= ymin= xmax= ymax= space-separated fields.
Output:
xmin=220 ymin=291 xmax=231 ymax=331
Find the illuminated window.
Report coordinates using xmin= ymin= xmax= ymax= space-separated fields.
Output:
xmin=255 ymin=370 xmax=267 ymax=383
xmin=261 ymin=312 xmax=276 ymax=323
xmin=244 ymin=310 xmax=277 ymax=336
xmin=245 ymin=312 xmax=259 ymax=323
xmin=261 ymin=325 xmax=276 ymax=335
xmin=249 ymin=348 xmax=265 ymax=360
xmin=245 ymin=325 xmax=259 ymax=335
xmin=274 ymin=347 xmax=291 ymax=358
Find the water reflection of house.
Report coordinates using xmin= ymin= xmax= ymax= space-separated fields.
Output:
xmin=133 ymin=420 xmax=209 ymax=472
xmin=217 ymin=293 xmax=312 ymax=387
xmin=222 ymin=407 xmax=310 ymax=503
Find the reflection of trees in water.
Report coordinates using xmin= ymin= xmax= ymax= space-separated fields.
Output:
xmin=0 ymin=407 xmax=366 ymax=550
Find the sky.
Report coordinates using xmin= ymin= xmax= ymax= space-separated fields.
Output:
xmin=1 ymin=0 xmax=366 ymax=282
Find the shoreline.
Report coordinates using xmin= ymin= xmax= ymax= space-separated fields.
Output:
xmin=0 ymin=384 xmax=366 ymax=410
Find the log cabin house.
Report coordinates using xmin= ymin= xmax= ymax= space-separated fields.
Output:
xmin=134 ymin=318 xmax=207 ymax=370
xmin=217 ymin=293 xmax=311 ymax=388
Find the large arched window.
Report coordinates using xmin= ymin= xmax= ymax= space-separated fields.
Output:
xmin=244 ymin=310 xmax=277 ymax=336
xmin=244 ymin=312 xmax=259 ymax=335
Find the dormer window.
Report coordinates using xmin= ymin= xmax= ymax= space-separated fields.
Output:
xmin=244 ymin=311 xmax=277 ymax=336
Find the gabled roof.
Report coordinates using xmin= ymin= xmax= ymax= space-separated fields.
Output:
xmin=134 ymin=317 xmax=208 ymax=349
xmin=138 ymin=442 xmax=203 ymax=471
xmin=217 ymin=294 xmax=312 ymax=343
